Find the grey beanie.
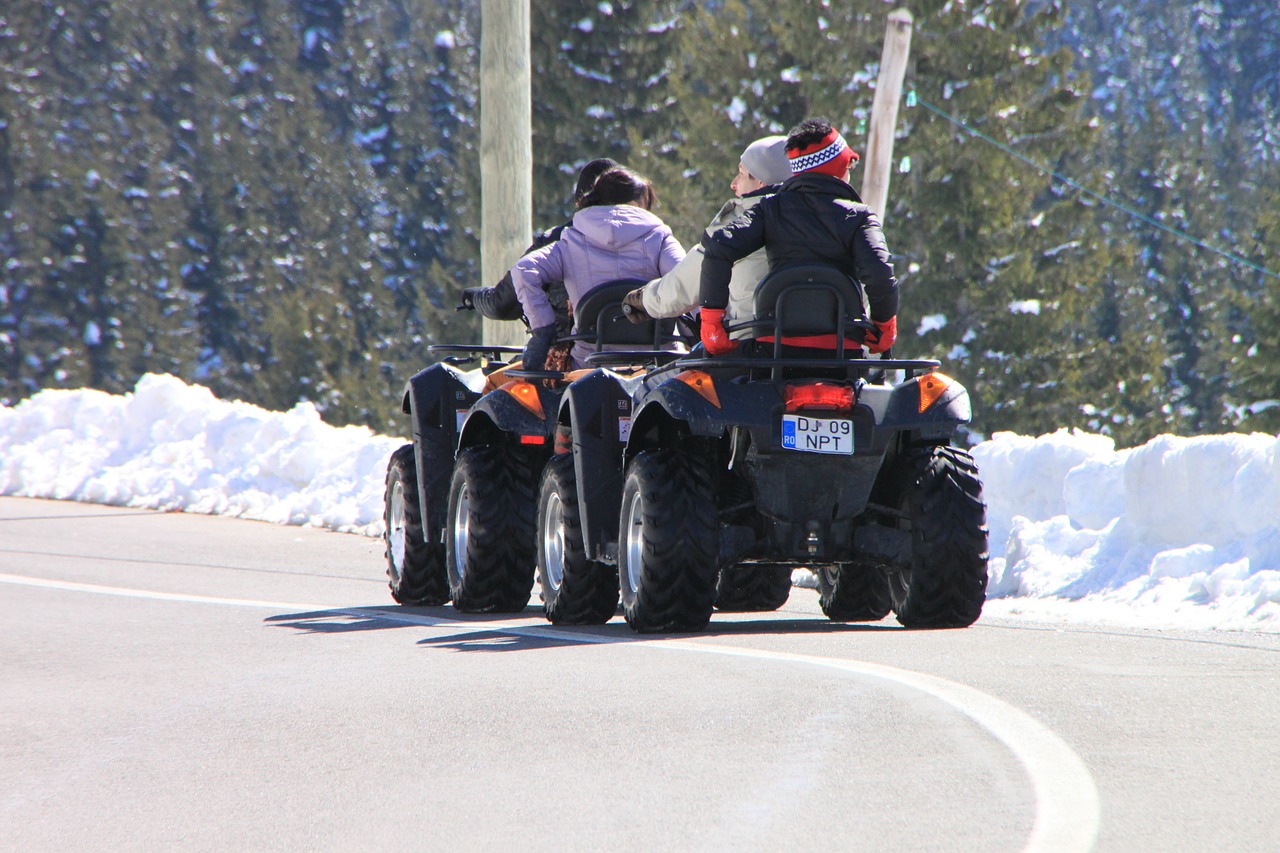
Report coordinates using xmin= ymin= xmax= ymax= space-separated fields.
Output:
xmin=739 ymin=135 xmax=791 ymax=185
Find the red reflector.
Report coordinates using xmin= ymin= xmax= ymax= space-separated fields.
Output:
xmin=519 ymin=435 xmax=547 ymax=445
xmin=784 ymin=382 xmax=854 ymax=413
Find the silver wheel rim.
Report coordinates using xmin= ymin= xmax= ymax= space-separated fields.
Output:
xmin=451 ymin=483 xmax=470 ymax=580
xmin=542 ymin=493 xmax=565 ymax=592
xmin=388 ymin=479 xmax=407 ymax=575
xmin=622 ymin=490 xmax=644 ymax=595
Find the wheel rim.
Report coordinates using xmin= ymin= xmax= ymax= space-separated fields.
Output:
xmin=542 ymin=492 xmax=565 ymax=592
xmin=451 ymin=483 xmax=470 ymax=580
xmin=622 ymin=490 xmax=644 ymax=595
xmin=388 ymin=479 xmax=407 ymax=576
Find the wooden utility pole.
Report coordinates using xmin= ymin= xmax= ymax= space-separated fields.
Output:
xmin=479 ymin=0 xmax=532 ymax=348
xmin=861 ymin=9 xmax=913 ymax=222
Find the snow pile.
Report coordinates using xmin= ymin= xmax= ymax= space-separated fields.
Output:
xmin=2 ymin=374 xmax=1279 ymax=631
xmin=975 ymin=429 xmax=1280 ymax=631
xmin=0 ymin=374 xmax=403 ymax=536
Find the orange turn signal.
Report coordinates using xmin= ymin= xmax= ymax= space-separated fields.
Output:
xmin=500 ymin=380 xmax=545 ymax=420
xmin=675 ymin=370 xmax=721 ymax=408
xmin=917 ymin=371 xmax=954 ymax=413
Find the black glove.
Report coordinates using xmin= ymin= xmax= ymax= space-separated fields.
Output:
xmin=622 ymin=287 xmax=652 ymax=323
xmin=457 ymin=287 xmax=481 ymax=311
xmin=520 ymin=325 xmax=557 ymax=372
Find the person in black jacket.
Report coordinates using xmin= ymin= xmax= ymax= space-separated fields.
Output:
xmin=458 ymin=158 xmax=619 ymax=335
xmin=698 ymin=117 xmax=898 ymax=357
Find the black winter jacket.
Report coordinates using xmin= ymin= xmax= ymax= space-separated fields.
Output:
xmin=698 ymin=173 xmax=899 ymax=323
xmin=470 ymin=224 xmax=572 ymax=334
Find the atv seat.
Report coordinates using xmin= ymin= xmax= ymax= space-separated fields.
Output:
xmin=567 ymin=279 xmax=679 ymax=351
xmin=749 ymin=264 xmax=869 ymax=356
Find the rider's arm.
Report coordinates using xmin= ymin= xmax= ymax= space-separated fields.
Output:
xmin=850 ymin=210 xmax=899 ymax=323
xmin=699 ymin=205 xmax=766 ymax=309
xmin=511 ymin=241 xmax=566 ymax=332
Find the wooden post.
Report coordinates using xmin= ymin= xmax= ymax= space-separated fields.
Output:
xmin=480 ymin=0 xmax=532 ymax=348
xmin=861 ymin=8 xmax=913 ymax=222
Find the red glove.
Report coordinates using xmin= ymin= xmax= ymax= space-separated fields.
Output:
xmin=866 ymin=316 xmax=897 ymax=354
xmin=699 ymin=307 xmax=736 ymax=355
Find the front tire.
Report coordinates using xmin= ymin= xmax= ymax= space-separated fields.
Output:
xmin=537 ymin=454 xmax=619 ymax=624
xmin=714 ymin=564 xmax=792 ymax=612
xmin=817 ymin=563 xmax=891 ymax=622
xmin=384 ymin=444 xmax=449 ymax=605
xmin=618 ymin=450 xmax=718 ymax=633
xmin=887 ymin=445 xmax=989 ymax=628
xmin=446 ymin=446 xmax=538 ymax=613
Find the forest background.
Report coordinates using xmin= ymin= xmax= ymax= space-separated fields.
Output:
xmin=2 ymin=0 xmax=1278 ymax=442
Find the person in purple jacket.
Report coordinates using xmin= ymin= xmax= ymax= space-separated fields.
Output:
xmin=511 ymin=167 xmax=685 ymax=371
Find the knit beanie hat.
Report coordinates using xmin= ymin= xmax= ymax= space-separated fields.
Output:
xmin=739 ymin=135 xmax=792 ymax=185
xmin=787 ymin=129 xmax=859 ymax=179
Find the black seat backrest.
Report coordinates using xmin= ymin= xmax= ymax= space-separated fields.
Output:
xmin=573 ymin=279 xmax=676 ymax=350
xmin=751 ymin=264 xmax=868 ymax=343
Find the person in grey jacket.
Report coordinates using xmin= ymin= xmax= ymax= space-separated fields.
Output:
xmin=622 ymin=136 xmax=792 ymax=341
xmin=512 ymin=168 xmax=685 ymax=371
xmin=458 ymin=157 xmax=619 ymax=334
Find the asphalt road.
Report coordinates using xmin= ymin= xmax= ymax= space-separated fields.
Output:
xmin=3 ymin=496 xmax=1278 ymax=852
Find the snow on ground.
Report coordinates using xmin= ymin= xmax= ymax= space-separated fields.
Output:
xmin=2 ymin=373 xmax=1278 ymax=632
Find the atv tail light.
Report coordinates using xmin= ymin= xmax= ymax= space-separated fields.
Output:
xmin=675 ymin=370 xmax=721 ymax=408
xmin=784 ymin=381 xmax=854 ymax=413
xmin=500 ymin=380 xmax=545 ymax=419
xmin=917 ymin=371 xmax=954 ymax=413
xmin=519 ymin=434 xmax=546 ymax=445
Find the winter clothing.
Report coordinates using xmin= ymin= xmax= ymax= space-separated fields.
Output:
xmin=519 ymin=324 xmax=558 ymax=372
xmin=787 ymin=128 xmax=859 ymax=179
xmin=699 ymin=308 xmax=734 ymax=355
xmin=512 ymin=204 xmax=684 ymax=368
xmin=740 ymin=135 xmax=792 ymax=185
xmin=699 ymin=172 xmax=898 ymax=346
xmin=866 ymin=316 xmax=898 ymax=354
xmin=460 ymin=225 xmax=573 ymax=334
xmin=632 ymin=187 xmax=773 ymax=341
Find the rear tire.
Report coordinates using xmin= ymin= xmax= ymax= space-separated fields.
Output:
xmin=817 ymin=563 xmax=891 ymax=622
xmin=714 ymin=564 xmax=792 ymax=612
xmin=446 ymin=446 xmax=537 ymax=613
xmin=537 ymin=454 xmax=619 ymax=624
xmin=618 ymin=450 xmax=717 ymax=632
xmin=887 ymin=445 xmax=989 ymax=628
xmin=384 ymin=444 xmax=449 ymax=606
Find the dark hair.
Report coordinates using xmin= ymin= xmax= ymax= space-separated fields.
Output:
xmin=786 ymin=116 xmax=837 ymax=152
xmin=579 ymin=167 xmax=658 ymax=210
xmin=573 ymin=158 xmax=621 ymax=206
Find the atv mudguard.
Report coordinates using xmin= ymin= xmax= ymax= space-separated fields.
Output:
xmin=401 ymin=363 xmax=485 ymax=536
xmin=556 ymin=370 xmax=634 ymax=564
xmin=457 ymin=380 xmax=560 ymax=451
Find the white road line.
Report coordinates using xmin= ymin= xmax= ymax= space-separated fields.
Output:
xmin=2 ymin=574 xmax=1100 ymax=852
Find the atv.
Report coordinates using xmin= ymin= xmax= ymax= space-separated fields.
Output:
xmin=381 ymin=281 xmax=684 ymax=615
xmin=536 ymin=263 xmax=990 ymax=633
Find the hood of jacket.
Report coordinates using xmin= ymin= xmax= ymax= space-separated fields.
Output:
xmin=778 ymin=171 xmax=864 ymax=203
xmin=572 ymin=204 xmax=667 ymax=250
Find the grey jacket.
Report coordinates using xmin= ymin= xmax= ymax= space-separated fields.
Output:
xmin=638 ymin=189 xmax=771 ymax=340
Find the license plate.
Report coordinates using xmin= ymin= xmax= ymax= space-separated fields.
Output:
xmin=781 ymin=414 xmax=855 ymax=455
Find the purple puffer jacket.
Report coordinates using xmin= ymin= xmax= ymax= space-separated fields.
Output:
xmin=511 ymin=204 xmax=685 ymax=366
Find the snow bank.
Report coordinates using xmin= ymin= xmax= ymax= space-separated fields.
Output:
xmin=0 ymin=374 xmax=404 ymax=535
xmin=2 ymin=375 xmax=1278 ymax=631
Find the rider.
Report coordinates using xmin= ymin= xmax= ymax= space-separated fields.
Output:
xmin=621 ymin=135 xmax=791 ymax=344
xmin=511 ymin=167 xmax=685 ymax=371
xmin=697 ymin=117 xmax=899 ymax=357
xmin=458 ymin=157 xmax=619 ymax=336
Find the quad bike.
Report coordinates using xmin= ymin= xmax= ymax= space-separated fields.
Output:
xmin=381 ymin=280 xmax=683 ymax=615
xmin=537 ymin=263 xmax=990 ymax=633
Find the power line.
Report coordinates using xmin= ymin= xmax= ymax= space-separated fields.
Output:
xmin=912 ymin=95 xmax=1280 ymax=281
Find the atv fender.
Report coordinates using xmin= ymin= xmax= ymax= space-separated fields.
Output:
xmin=458 ymin=380 xmax=559 ymax=451
xmin=403 ymin=364 xmax=483 ymax=536
xmin=559 ymin=370 xmax=633 ymax=563
xmin=859 ymin=374 xmax=972 ymax=445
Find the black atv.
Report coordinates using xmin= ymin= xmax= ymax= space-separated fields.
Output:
xmin=538 ymin=263 xmax=990 ymax=633
xmin=381 ymin=281 xmax=683 ymax=615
